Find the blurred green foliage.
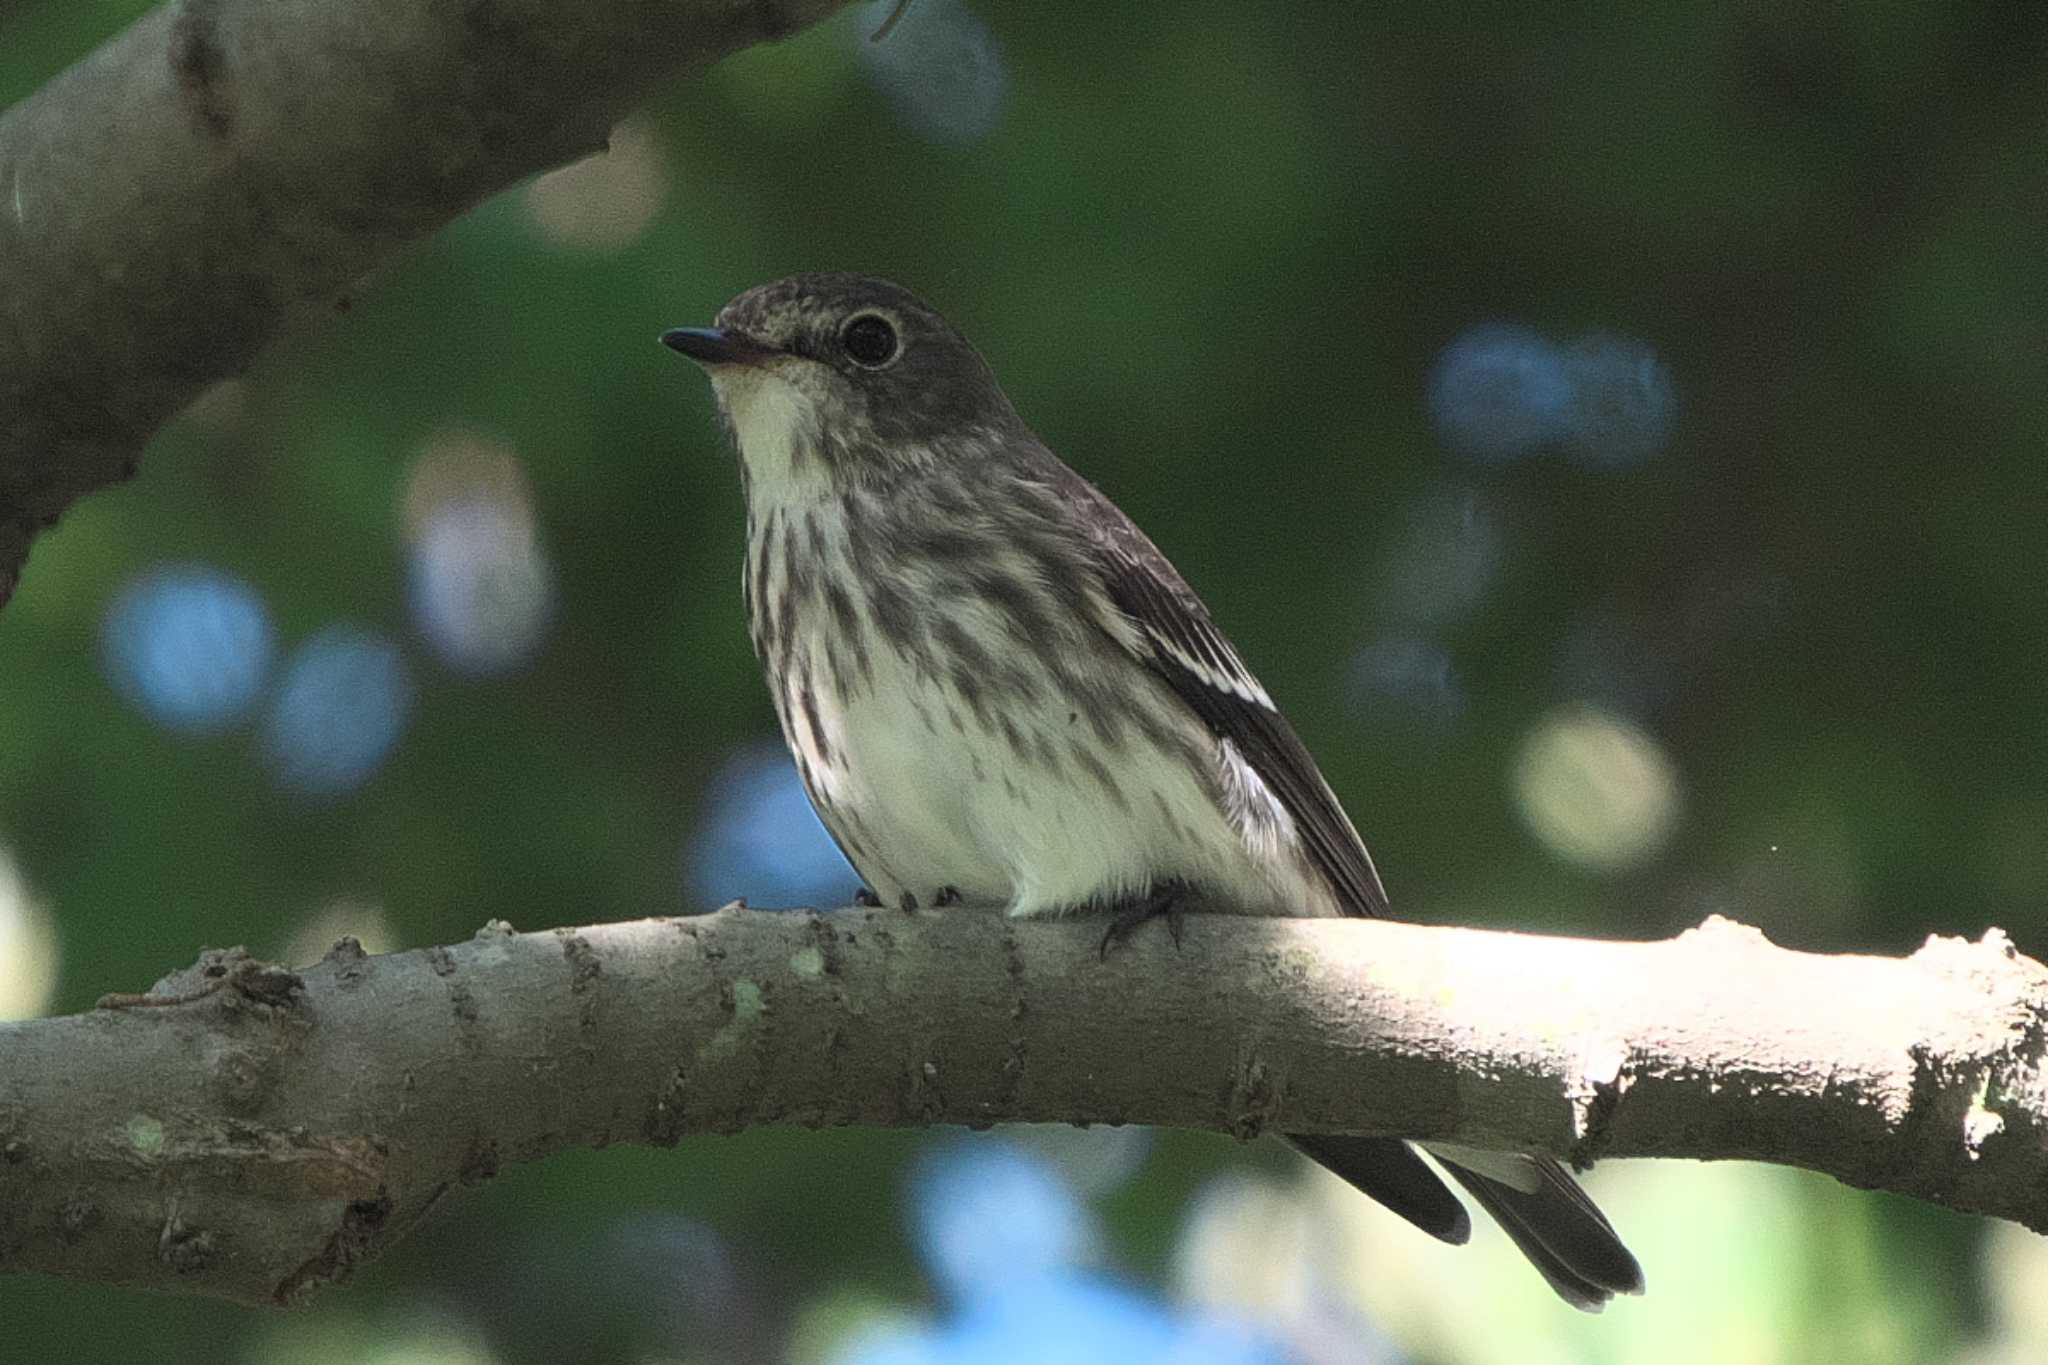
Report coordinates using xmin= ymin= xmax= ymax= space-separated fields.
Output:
xmin=4 ymin=1 xmax=2047 ymax=1361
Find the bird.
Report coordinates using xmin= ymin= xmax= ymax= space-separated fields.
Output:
xmin=661 ymin=272 xmax=1644 ymax=1310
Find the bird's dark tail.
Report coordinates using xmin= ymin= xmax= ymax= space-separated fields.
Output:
xmin=1290 ymin=1135 xmax=1644 ymax=1311
xmin=1289 ymin=1134 xmax=1471 ymax=1244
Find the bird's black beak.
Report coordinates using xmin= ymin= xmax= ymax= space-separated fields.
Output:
xmin=660 ymin=327 xmax=780 ymax=368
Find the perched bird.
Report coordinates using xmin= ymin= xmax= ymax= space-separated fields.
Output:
xmin=662 ymin=273 xmax=1644 ymax=1310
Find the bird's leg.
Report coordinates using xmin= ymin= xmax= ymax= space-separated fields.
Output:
xmin=1098 ymin=880 xmax=1189 ymax=959
xmin=853 ymin=887 xmax=883 ymax=908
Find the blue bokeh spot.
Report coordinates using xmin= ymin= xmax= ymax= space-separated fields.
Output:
xmin=1351 ymin=635 xmax=1466 ymax=723
xmin=1426 ymin=323 xmax=1572 ymax=463
xmin=836 ymin=1275 xmax=1288 ymax=1365
xmin=911 ymin=1139 xmax=1092 ymax=1301
xmin=822 ymin=1137 xmax=1299 ymax=1365
xmin=685 ymin=742 xmax=859 ymax=910
xmin=857 ymin=0 xmax=1009 ymax=146
xmin=262 ymin=626 xmax=415 ymax=798
xmin=100 ymin=564 xmax=274 ymax=735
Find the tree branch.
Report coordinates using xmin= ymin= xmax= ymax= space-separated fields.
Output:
xmin=0 ymin=0 xmax=852 ymax=605
xmin=1 ymin=907 xmax=2043 ymax=1305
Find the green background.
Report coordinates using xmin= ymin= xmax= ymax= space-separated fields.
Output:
xmin=4 ymin=2 xmax=2047 ymax=1361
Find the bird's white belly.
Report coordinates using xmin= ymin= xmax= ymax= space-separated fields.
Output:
xmin=780 ymin=622 xmax=1296 ymax=917
xmin=817 ymin=659 xmax=1011 ymax=907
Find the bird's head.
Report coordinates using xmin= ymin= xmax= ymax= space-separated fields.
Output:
xmin=662 ymin=273 xmax=1023 ymax=496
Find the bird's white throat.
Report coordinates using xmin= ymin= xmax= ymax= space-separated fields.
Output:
xmin=711 ymin=366 xmax=834 ymax=502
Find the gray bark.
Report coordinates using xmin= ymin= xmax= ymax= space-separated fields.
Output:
xmin=1 ymin=907 xmax=2044 ymax=1306
xmin=0 ymin=0 xmax=852 ymax=604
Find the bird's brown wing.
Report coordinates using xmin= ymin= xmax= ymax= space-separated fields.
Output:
xmin=1069 ymin=475 xmax=1391 ymax=918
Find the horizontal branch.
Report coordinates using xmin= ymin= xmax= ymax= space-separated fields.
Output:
xmin=0 ymin=0 xmax=851 ymax=605
xmin=1 ymin=908 xmax=2043 ymax=1305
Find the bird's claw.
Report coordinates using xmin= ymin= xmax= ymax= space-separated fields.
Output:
xmin=1097 ymin=883 xmax=1188 ymax=960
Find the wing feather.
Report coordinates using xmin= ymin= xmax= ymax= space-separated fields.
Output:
xmin=1055 ymin=470 xmax=1390 ymax=918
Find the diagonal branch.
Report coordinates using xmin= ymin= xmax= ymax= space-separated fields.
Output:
xmin=0 ymin=0 xmax=852 ymax=605
xmin=1 ymin=907 xmax=2044 ymax=1306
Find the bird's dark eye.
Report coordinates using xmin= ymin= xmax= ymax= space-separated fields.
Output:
xmin=841 ymin=314 xmax=900 ymax=368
